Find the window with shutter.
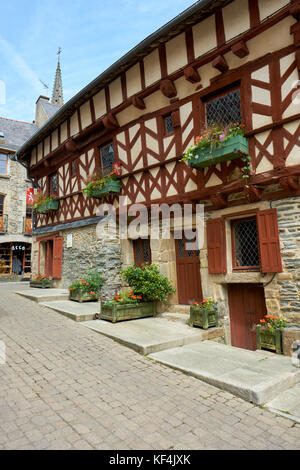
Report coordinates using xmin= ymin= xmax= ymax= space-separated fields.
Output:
xmin=52 ymin=237 xmax=63 ymax=279
xmin=207 ymin=218 xmax=227 ymax=274
xmin=256 ymin=209 xmax=282 ymax=273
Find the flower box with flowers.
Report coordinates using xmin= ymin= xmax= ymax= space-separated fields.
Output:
xmin=68 ymin=270 xmax=103 ymax=303
xmin=30 ymin=275 xmax=53 ymax=288
xmin=100 ymin=290 xmax=156 ymax=323
xmin=33 ymin=194 xmax=59 ymax=214
xmin=256 ymin=315 xmax=287 ymax=354
xmin=182 ymin=124 xmax=248 ymax=169
xmin=82 ymin=171 xmax=120 ymax=199
xmin=190 ymin=298 xmax=218 ymax=329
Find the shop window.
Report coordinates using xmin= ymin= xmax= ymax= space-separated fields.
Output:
xmin=205 ymin=88 xmax=242 ymax=127
xmin=231 ymin=218 xmax=260 ymax=270
xmin=133 ymin=238 xmax=151 ymax=267
xmin=100 ymin=142 xmax=115 ymax=177
xmin=0 ymin=154 xmax=8 ymax=175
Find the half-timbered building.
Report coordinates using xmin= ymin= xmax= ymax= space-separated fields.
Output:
xmin=15 ymin=0 xmax=300 ymax=350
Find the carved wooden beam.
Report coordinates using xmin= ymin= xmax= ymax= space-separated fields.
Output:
xmin=131 ymin=95 xmax=146 ymax=110
xmin=231 ymin=40 xmax=249 ymax=58
xmin=183 ymin=66 xmax=201 ymax=83
xmin=102 ymin=113 xmax=119 ymax=130
xmin=290 ymin=3 xmax=300 ymax=20
xmin=244 ymin=185 xmax=263 ymax=202
xmin=65 ymin=139 xmax=78 ymax=152
xmin=279 ymin=176 xmax=299 ymax=192
xmin=212 ymin=55 xmax=229 ymax=73
xmin=160 ymin=79 xmax=177 ymax=98
xmin=171 ymin=109 xmax=181 ymax=128
xmin=210 ymin=193 xmax=228 ymax=208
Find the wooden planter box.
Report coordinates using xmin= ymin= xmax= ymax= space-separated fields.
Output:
xmin=30 ymin=279 xmax=53 ymax=288
xmin=85 ymin=180 xmax=121 ymax=199
xmin=188 ymin=135 xmax=248 ymax=169
xmin=100 ymin=302 xmax=156 ymax=323
xmin=189 ymin=305 xmax=218 ymax=329
xmin=69 ymin=290 xmax=99 ymax=303
xmin=34 ymin=199 xmax=59 ymax=214
xmin=256 ymin=327 xmax=282 ymax=354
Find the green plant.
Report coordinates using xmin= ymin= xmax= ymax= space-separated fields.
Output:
xmin=102 ymin=289 xmax=143 ymax=306
xmin=193 ymin=297 xmax=216 ymax=309
xmin=69 ymin=269 xmax=103 ymax=298
xmin=82 ymin=169 xmax=118 ymax=195
xmin=121 ymin=264 xmax=175 ymax=302
xmin=181 ymin=122 xmax=246 ymax=163
xmin=256 ymin=314 xmax=287 ymax=333
xmin=33 ymin=192 xmax=58 ymax=210
xmin=32 ymin=274 xmax=50 ymax=281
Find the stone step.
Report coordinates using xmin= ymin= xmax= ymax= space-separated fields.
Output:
xmin=40 ymin=300 xmax=98 ymax=322
xmin=167 ymin=304 xmax=190 ymax=314
xmin=15 ymin=288 xmax=69 ymax=303
xmin=159 ymin=312 xmax=190 ymax=324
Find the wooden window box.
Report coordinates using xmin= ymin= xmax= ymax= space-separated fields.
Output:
xmin=100 ymin=302 xmax=156 ymax=323
xmin=34 ymin=199 xmax=59 ymax=214
xmin=30 ymin=279 xmax=53 ymax=288
xmin=188 ymin=135 xmax=248 ymax=169
xmin=256 ymin=327 xmax=283 ymax=354
xmin=85 ymin=180 xmax=121 ymax=199
xmin=69 ymin=289 xmax=99 ymax=303
xmin=189 ymin=305 xmax=219 ymax=329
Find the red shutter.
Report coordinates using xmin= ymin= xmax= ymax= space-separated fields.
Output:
xmin=257 ymin=209 xmax=282 ymax=273
xmin=207 ymin=218 xmax=227 ymax=274
xmin=52 ymin=237 xmax=63 ymax=279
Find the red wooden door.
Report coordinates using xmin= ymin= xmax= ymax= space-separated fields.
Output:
xmin=228 ymin=284 xmax=267 ymax=351
xmin=175 ymin=237 xmax=203 ymax=305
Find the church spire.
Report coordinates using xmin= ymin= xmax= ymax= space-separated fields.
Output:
xmin=51 ymin=47 xmax=63 ymax=107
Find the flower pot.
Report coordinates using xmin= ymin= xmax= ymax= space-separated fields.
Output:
xmin=100 ymin=302 xmax=156 ymax=323
xmin=256 ymin=327 xmax=282 ymax=354
xmin=34 ymin=199 xmax=59 ymax=214
xmin=30 ymin=279 xmax=53 ymax=288
xmin=188 ymin=135 xmax=248 ymax=169
xmin=189 ymin=305 xmax=218 ymax=329
xmin=85 ymin=180 xmax=121 ymax=199
xmin=69 ymin=290 xmax=99 ymax=303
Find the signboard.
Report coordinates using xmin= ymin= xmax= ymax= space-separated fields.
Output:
xmin=26 ymin=188 xmax=34 ymax=205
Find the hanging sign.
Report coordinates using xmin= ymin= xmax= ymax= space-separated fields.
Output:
xmin=26 ymin=188 xmax=34 ymax=205
xmin=112 ymin=161 xmax=122 ymax=177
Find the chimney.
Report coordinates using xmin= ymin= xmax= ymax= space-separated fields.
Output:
xmin=35 ymin=95 xmax=50 ymax=128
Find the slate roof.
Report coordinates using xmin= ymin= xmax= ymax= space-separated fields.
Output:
xmin=40 ymin=100 xmax=60 ymax=120
xmin=0 ymin=117 xmax=38 ymax=152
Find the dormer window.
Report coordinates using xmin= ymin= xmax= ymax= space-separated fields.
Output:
xmin=100 ymin=142 xmax=115 ymax=177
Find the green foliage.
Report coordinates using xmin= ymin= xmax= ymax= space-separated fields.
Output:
xmin=121 ymin=264 xmax=176 ymax=303
xmin=69 ymin=269 xmax=103 ymax=299
xmin=192 ymin=297 xmax=216 ymax=310
xmin=82 ymin=173 xmax=118 ymax=195
xmin=256 ymin=314 xmax=287 ymax=332
xmin=103 ymin=289 xmax=143 ymax=306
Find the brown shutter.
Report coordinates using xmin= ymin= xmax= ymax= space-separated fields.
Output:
xmin=257 ymin=209 xmax=282 ymax=273
xmin=207 ymin=218 xmax=227 ymax=274
xmin=52 ymin=237 xmax=63 ymax=279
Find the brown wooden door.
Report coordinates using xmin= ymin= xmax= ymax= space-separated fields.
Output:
xmin=45 ymin=240 xmax=53 ymax=278
xmin=228 ymin=284 xmax=267 ymax=351
xmin=175 ymin=237 xmax=203 ymax=305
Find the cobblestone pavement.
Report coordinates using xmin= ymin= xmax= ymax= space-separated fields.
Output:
xmin=0 ymin=283 xmax=299 ymax=450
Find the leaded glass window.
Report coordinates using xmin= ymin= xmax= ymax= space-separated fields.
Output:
xmin=49 ymin=173 xmax=58 ymax=196
xmin=164 ymin=115 xmax=174 ymax=134
xmin=232 ymin=218 xmax=260 ymax=268
xmin=100 ymin=142 xmax=115 ymax=177
xmin=206 ymin=89 xmax=242 ymax=127
xmin=133 ymin=239 xmax=151 ymax=267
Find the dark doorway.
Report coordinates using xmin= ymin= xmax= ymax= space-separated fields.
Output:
xmin=175 ymin=237 xmax=202 ymax=305
xmin=228 ymin=283 xmax=267 ymax=351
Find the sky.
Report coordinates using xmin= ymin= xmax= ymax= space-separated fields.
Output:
xmin=0 ymin=0 xmax=194 ymax=123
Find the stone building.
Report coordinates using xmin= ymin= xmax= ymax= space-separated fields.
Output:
xmin=14 ymin=0 xmax=300 ymax=351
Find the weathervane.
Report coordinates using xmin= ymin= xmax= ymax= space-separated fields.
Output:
xmin=57 ymin=47 xmax=62 ymax=61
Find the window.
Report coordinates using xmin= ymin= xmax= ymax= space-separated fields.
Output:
xmin=164 ymin=114 xmax=174 ymax=135
xmin=70 ymin=160 xmax=77 ymax=177
xmin=205 ymin=88 xmax=241 ymax=127
xmin=0 ymin=154 xmax=8 ymax=175
xmin=100 ymin=142 xmax=115 ymax=177
xmin=133 ymin=238 xmax=151 ymax=267
xmin=26 ymin=206 xmax=32 ymax=219
xmin=231 ymin=218 xmax=260 ymax=270
xmin=0 ymin=196 xmax=4 ymax=216
xmin=49 ymin=173 xmax=58 ymax=196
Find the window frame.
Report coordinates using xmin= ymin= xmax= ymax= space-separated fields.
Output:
xmin=48 ymin=172 xmax=59 ymax=197
xmin=162 ymin=113 xmax=175 ymax=137
xmin=133 ymin=238 xmax=152 ymax=267
xmin=99 ymin=141 xmax=115 ymax=177
xmin=202 ymin=82 xmax=242 ymax=129
xmin=231 ymin=216 xmax=260 ymax=272
xmin=70 ymin=159 xmax=78 ymax=179
xmin=0 ymin=153 xmax=8 ymax=176
xmin=0 ymin=195 xmax=4 ymax=217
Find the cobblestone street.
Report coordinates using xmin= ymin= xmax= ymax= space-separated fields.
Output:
xmin=0 ymin=283 xmax=299 ymax=450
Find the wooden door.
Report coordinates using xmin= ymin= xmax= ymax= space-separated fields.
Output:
xmin=228 ymin=284 xmax=267 ymax=351
xmin=175 ymin=237 xmax=202 ymax=305
xmin=45 ymin=240 xmax=53 ymax=278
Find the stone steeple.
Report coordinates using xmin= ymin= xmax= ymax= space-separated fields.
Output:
xmin=51 ymin=48 xmax=63 ymax=107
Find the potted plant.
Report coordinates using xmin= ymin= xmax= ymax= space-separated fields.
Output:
xmin=189 ymin=297 xmax=218 ymax=329
xmin=256 ymin=315 xmax=287 ymax=354
xmin=82 ymin=169 xmax=120 ymax=199
xmin=100 ymin=264 xmax=175 ymax=323
xmin=69 ymin=269 xmax=103 ymax=302
xmin=181 ymin=123 xmax=249 ymax=169
xmin=33 ymin=193 xmax=59 ymax=214
xmin=30 ymin=274 xmax=53 ymax=288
